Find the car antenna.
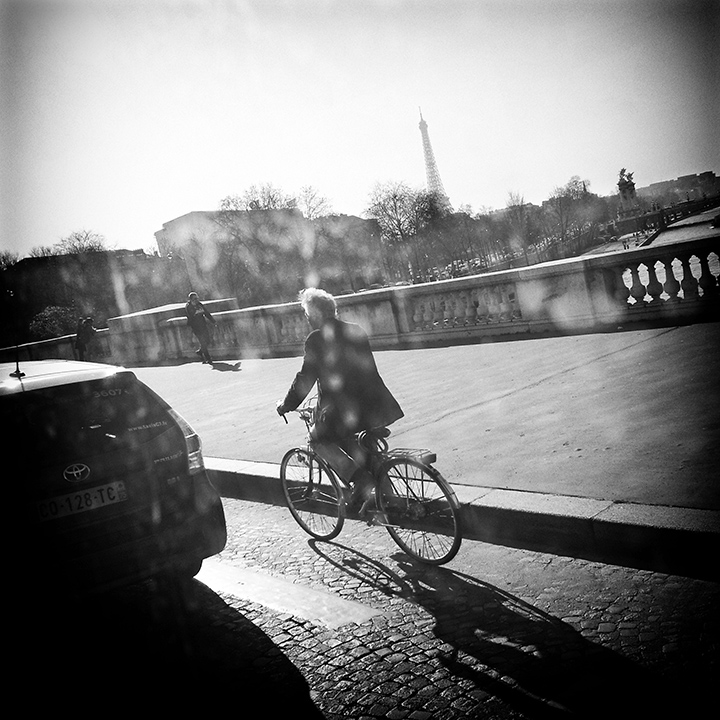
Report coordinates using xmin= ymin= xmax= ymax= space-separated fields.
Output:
xmin=9 ymin=345 xmax=25 ymax=378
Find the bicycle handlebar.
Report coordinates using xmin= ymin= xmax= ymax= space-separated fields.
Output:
xmin=278 ymin=399 xmax=316 ymax=428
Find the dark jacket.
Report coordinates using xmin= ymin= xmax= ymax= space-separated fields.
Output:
xmin=185 ymin=301 xmax=215 ymax=336
xmin=282 ymin=317 xmax=403 ymax=441
xmin=75 ymin=319 xmax=95 ymax=347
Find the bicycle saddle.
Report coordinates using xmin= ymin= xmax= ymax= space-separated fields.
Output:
xmin=357 ymin=427 xmax=391 ymax=452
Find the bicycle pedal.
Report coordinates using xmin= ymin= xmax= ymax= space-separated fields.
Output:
xmin=365 ymin=512 xmax=390 ymax=527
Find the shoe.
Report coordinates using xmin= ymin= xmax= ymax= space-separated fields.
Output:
xmin=365 ymin=508 xmax=389 ymax=526
xmin=348 ymin=480 xmax=373 ymax=511
xmin=357 ymin=495 xmax=374 ymax=519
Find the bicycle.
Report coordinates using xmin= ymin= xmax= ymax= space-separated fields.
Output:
xmin=279 ymin=403 xmax=462 ymax=565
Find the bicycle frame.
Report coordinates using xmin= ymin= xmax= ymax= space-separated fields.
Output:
xmin=280 ymin=399 xmax=462 ymax=564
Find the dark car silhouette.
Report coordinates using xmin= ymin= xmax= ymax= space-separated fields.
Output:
xmin=2 ymin=359 xmax=226 ymax=593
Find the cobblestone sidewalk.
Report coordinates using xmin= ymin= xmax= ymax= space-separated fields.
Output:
xmin=210 ymin=498 xmax=718 ymax=718
xmin=20 ymin=497 xmax=718 ymax=718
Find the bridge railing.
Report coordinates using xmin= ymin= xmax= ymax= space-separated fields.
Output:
xmin=2 ymin=234 xmax=717 ymax=366
xmin=0 ymin=328 xmax=113 ymax=365
xmin=161 ymin=235 xmax=718 ymax=362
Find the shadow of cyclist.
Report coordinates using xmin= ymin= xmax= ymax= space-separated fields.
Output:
xmin=308 ymin=538 xmax=414 ymax=600
xmin=307 ymin=537 xmax=686 ymax=718
xmin=391 ymin=556 xmax=683 ymax=719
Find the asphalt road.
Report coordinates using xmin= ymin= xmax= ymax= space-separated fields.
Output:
xmin=133 ymin=321 xmax=720 ymax=511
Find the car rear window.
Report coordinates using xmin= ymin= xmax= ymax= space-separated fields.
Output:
xmin=1 ymin=372 xmax=174 ymax=462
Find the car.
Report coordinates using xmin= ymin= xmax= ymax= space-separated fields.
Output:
xmin=2 ymin=359 xmax=226 ymax=594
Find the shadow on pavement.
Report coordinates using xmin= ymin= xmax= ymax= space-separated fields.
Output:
xmin=211 ymin=360 xmax=242 ymax=372
xmin=308 ymin=539 xmax=703 ymax=718
xmin=17 ymin=577 xmax=324 ymax=716
xmin=394 ymin=558 xmax=669 ymax=719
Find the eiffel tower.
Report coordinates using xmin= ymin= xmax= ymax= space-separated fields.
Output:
xmin=418 ymin=108 xmax=451 ymax=209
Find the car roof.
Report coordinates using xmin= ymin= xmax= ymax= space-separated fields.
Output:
xmin=0 ymin=360 xmax=131 ymax=396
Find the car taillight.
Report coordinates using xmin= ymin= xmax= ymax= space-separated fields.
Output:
xmin=168 ymin=409 xmax=205 ymax=475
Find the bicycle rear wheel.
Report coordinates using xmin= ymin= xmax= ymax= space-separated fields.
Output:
xmin=377 ymin=458 xmax=462 ymax=565
xmin=280 ymin=448 xmax=345 ymax=540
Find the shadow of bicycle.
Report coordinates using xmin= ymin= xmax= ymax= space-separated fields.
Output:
xmin=308 ymin=539 xmax=678 ymax=718
xmin=16 ymin=577 xmax=324 ymax=716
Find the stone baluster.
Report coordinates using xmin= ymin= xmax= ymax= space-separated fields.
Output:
xmin=679 ymin=253 xmax=700 ymax=301
xmin=499 ymin=288 xmax=511 ymax=321
xmin=464 ymin=292 xmax=477 ymax=325
xmin=444 ymin=294 xmax=457 ymax=326
xmin=432 ymin=296 xmax=444 ymax=327
xmin=282 ymin=316 xmax=295 ymax=343
xmin=628 ymin=264 xmax=647 ymax=306
xmin=475 ymin=290 xmax=489 ymax=323
xmin=661 ymin=256 xmax=681 ymax=302
xmin=412 ymin=300 xmax=424 ymax=331
xmin=487 ymin=288 xmax=500 ymax=321
xmin=697 ymin=253 xmax=719 ymax=299
xmin=509 ymin=290 xmax=522 ymax=319
xmin=646 ymin=261 xmax=664 ymax=304
xmin=423 ymin=298 xmax=435 ymax=329
xmin=439 ymin=294 xmax=450 ymax=327
xmin=453 ymin=294 xmax=463 ymax=326
xmin=277 ymin=317 xmax=288 ymax=343
xmin=291 ymin=315 xmax=305 ymax=342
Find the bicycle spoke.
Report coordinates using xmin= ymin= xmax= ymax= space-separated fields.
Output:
xmin=379 ymin=458 xmax=462 ymax=564
xmin=281 ymin=448 xmax=345 ymax=540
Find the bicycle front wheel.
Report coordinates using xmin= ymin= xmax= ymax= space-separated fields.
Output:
xmin=280 ymin=448 xmax=345 ymax=540
xmin=377 ymin=458 xmax=462 ymax=565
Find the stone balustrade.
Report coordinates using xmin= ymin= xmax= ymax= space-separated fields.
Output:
xmin=619 ymin=240 xmax=718 ymax=310
xmin=2 ymin=234 xmax=717 ymax=367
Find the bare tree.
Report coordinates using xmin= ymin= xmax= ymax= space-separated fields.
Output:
xmin=28 ymin=245 xmax=59 ymax=258
xmin=365 ymin=181 xmax=420 ymax=280
xmin=366 ymin=182 xmax=416 ymax=245
xmin=28 ymin=230 xmax=108 ymax=257
xmin=221 ymin=183 xmax=297 ymax=212
xmin=544 ymin=177 xmax=588 ymax=246
xmin=506 ymin=191 xmax=531 ymax=264
xmin=365 ymin=183 xmax=463 ymax=281
xmin=298 ymin=185 xmax=332 ymax=219
xmin=56 ymin=229 xmax=108 ymax=254
xmin=542 ymin=177 xmax=609 ymax=256
xmin=0 ymin=251 xmax=19 ymax=270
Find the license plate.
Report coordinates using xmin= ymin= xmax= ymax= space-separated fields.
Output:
xmin=37 ymin=481 xmax=128 ymax=521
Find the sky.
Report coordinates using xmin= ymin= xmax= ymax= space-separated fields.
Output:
xmin=1 ymin=0 xmax=718 ymax=257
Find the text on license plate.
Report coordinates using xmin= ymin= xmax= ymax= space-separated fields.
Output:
xmin=37 ymin=481 xmax=128 ymax=521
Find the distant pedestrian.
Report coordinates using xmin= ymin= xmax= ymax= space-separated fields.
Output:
xmin=185 ymin=292 xmax=216 ymax=364
xmin=75 ymin=316 xmax=96 ymax=361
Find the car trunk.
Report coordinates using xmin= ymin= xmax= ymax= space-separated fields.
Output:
xmin=5 ymin=371 xmax=203 ymax=587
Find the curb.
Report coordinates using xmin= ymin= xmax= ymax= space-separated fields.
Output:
xmin=206 ymin=457 xmax=720 ymax=582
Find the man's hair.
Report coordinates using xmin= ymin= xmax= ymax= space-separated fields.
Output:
xmin=299 ymin=288 xmax=336 ymax=319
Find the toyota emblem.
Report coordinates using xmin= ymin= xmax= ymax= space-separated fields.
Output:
xmin=63 ymin=463 xmax=91 ymax=483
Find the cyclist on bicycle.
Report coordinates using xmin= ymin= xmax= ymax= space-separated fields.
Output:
xmin=276 ymin=288 xmax=404 ymax=513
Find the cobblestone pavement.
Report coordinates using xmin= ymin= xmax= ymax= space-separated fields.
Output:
xmin=23 ymin=497 xmax=718 ymax=717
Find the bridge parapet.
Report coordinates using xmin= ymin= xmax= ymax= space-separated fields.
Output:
xmin=2 ymin=234 xmax=717 ymax=366
xmin=169 ymin=234 xmax=718 ymax=361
